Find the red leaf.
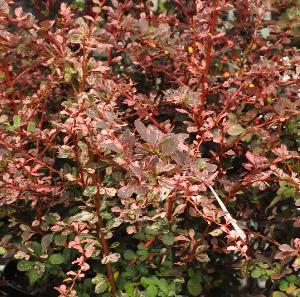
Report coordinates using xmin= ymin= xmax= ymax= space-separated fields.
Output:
xmin=279 ymin=244 xmax=294 ymax=252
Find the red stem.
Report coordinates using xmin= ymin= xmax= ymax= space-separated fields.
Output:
xmin=92 ymin=173 xmax=117 ymax=295
xmin=199 ymin=0 xmax=219 ymax=113
xmin=166 ymin=192 xmax=175 ymax=221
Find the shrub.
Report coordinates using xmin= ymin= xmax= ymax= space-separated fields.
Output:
xmin=0 ymin=0 xmax=299 ymax=296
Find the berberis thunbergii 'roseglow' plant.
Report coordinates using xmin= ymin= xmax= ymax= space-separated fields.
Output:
xmin=0 ymin=0 xmax=299 ymax=296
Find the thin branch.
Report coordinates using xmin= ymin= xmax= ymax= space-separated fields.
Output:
xmin=92 ymin=174 xmax=116 ymax=295
xmin=209 ymin=186 xmax=246 ymax=241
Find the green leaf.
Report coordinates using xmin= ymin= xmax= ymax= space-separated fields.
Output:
xmin=141 ymin=277 xmax=150 ymax=288
xmin=272 ymin=292 xmax=288 ymax=297
xmin=23 ymin=264 xmax=45 ymax=287
xmin=0 ymin=71 xmax=6 ymax=81
xmin=162 ymin=232 xmax=175 ymax=246
xmin=146 ymin=285 xmax=158 ymax=297
xmin=33 ymin=262 xmax=45 ymax=276
xmin=158 ymin=279 xmax=169 ymax=294
xmin=17 ymin=260 xmax=34 ymax=272
xmin=257 ymin=262 xmax=269 ymax=269
xmin=13 ymin=115 xmax=21 ymax=127
xmin=64 ymin=71 xmax=73 ymax=82
xmin=70 ymin=33 xmax=82 ymax=44
xmin=268 ymin=196 xmax=283 ymax=209
xmin=31 ymin=241 xmax=42 ymax=256
xmin=45 ymin=212 xmax=60 ymax=225
xmin=28 ymin=269 xmax=40 ymax=285
xmin=279 ymin=280 xmax=289 ymax=292
xmin=124 ymin=249 xmax=137 ymax=261
xmin=209 ymin=229 xmax=223 ymax=237
xmin=49 ymin=253 xmax=65 ymax=265
xmin=141 ymin=277 xmax=160 ymax=288
xmin=54 ymin=234 xmax=67 ymax=247
xmin=285 ymin=275 xmax=297 ymax=283
xmin=286 ymin=275 xmax=296 ymax=283
xmin=0 ymin=247 xmax=7 ymax=254
xmin=293 ymin=257 xmax=300 ymax=266
xmin=137 ymin=248 xmax=149 ymax=261
xmin=251 ymin=269 xmax=263 ymax=278
xmin=27 ymin=121 xmax=36 ymax=132
xmin=195 ymin=159 xmax=207 ymax=170
xmin=277 ymin=181 xmax=295 ymax=198
xmin=187 ymin=278 xmax=203 ymax=296
xmin=63 ymin=248 xmax=72 ymax=261
xmin=125 ymin=283 xmax=137 ymax=296
xmin=83 ymin=186 xmax=97 ymax=197
xmin=188 ymin=268 xmax=196 ymax=278
xmin=227 ymin=124 xmax=245 ymax=136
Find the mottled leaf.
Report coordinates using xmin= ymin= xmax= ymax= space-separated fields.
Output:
xmin=162 ymin=232 xmax=175 ymax=246
xmin=227 ymin=124 xmax=245 ymax=136
xmin=49 ymin=253 xmax=65 ymax=265
xmin=92 ymin=274 xmax=108 ymax=294
xmin=17 ymin=260 xmax=34 ymax=271
xmin=101 ymin=253 xmax=120 ymax=264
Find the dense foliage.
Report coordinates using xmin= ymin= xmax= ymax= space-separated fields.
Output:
xmin=0 ymin=0 xmax=299 ymax=296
